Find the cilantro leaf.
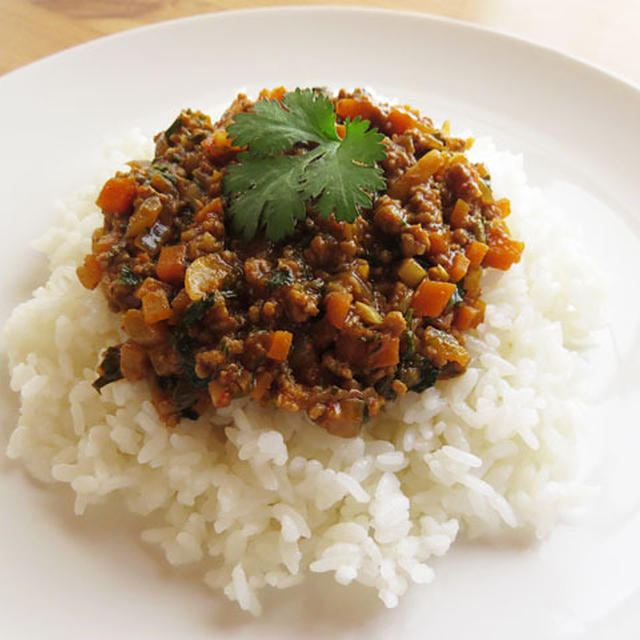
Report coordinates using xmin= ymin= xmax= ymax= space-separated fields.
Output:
xmin=222 ymin=88 xmax=386 ymax=241
xmin=224 ymin=153 xmax=307 ymax=241
xmin=227 ymin=88 xmax=338 ymax=154
xmin=302 ymin=118 xmax=386 ymax=222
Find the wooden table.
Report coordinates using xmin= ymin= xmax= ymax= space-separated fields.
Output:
xmin=2 ymin=0 xmax=639 ymax=86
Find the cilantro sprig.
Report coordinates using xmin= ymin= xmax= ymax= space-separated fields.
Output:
xmin=222 ymin=89 xmax=386 ymax=242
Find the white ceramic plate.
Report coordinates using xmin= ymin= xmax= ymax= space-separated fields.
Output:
xmin=1 ymin=7 xmax=639 ymax=639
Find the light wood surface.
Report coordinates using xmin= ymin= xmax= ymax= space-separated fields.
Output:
xmin=2 ymin=0 xmax=639 ymax=85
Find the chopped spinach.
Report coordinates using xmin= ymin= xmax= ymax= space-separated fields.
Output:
xmin=115 ymin=265 xmax=142 ymax=287
xmin=374 ymin=375 xmax=396 ymax=400
xmin=92 ymin=346 xmax=123 ymax=392
xmin=402 ymin=308 xmax=416 ymax=360
xmin=180 ymin=293 xmax=216 ymax=328
xmin=169 ymin=330 xmax=210 ymax=390
xmin=410 ymin=361 xmax=440 ymax=393
xmin=266 ymin=267 xmax=294 ymax=292
xmin=445 ymin=281 xmax=466 ymax=312
xmin=149 ymin=167 xmax=177 ymax=185
xmin=165 ymin=115 xmax=183 ymax=139
xmin=157 ymin=376 xmax=202 ymax=420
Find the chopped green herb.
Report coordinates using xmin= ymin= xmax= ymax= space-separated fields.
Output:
xmin=220 ymin=337 xmax=231 ymax=360
xmin=471 ymin=216 xmax=486 ymax=243
xmin=149 ymin=167 xmax=177 ymax=185
xmin=375 ymin=375 xmax=396 ymax=400
xmin=267 ymin=267 xmax=294 ymax=291
xmin=157 ymin=375 xmax=202 ymax=417
xmin=180 ymin=293 xmax=216 ymax=328
xmin=445 ymin=282 xmax=466 ymax=312
xmin=411 ymin=361 xmax=440 ymax=393
xmin=115 ymin=265 xmax=142 ymax=287
xmin=169 ymin=331 xmax=210 ymax=390
xmin=165 ymin=115 xmax=183 ymax=139
xmin=223 ymin=88 xmax=386 ymax=241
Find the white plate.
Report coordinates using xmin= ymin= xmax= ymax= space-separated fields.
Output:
xmin=1 ymin=7 xmax=639 ymax=639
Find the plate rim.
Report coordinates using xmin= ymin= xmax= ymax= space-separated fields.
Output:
xmin=2 ymin=7 xmax=640 ymax=638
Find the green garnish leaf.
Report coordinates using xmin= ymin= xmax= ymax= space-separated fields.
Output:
xmin=303 ymin=118 xmax=387 ymax=222
xmin=226 ymin=88 xmax=338 ymax=154
xmin=224 ymin=154 xmax=307 ymax=241
xmin=223 ymin=88 xmax=386 ymax=241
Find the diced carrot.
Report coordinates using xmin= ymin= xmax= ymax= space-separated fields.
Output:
xmin=369 ymin=338 xmax=400 ymax=369
xmin=388 ymin=107 xmax=418 ymax=134
xmin=258 ymin=86 xmax=286 ymax=103
xmin=96 ymin=176 xmax=137 ymax=215
xmin=76 ymin=254 xmax=102 ymax=290
xmin=483 ymin=219 xmax=524 ymax=270
xmin=325 ymin=291 xmax=353 ymax=329
xmin=449 ymin=252 xmax=471 ymax=282
xmin=267 ymin=331 xmax=293 ymax=361
xmin=453 ymin=304 xmax=481 ymax=331
xmin=335 ymin=124 xmax=346 ymax=139
xmin=335 ymin=98 xmax=378 ymax=123
xmin=120 ymin=341 xmax=147 ymax=381
xmin=465 ymin=241 xmax=489 ymax=268
xmin=411 ymin=280 xmax=456 ymax=318
xmin=194 ymin=197 xmax=224 ymax=224
xmin=427 ymin=228 xmax=450 ymax=255
xmin=496 ymin=198 xmax=511 ymax=217
xmin=156 ymin=245 xmax=187 ymax=285
xmin=388 ymin=150 xmax=444 ymax=201
xmin=141 ymin=289 xmax=172 ymax=324
xmin=450 ymin=198 xmax=469 ymax=228
xmin=202 ymin=129 xmax=241 ymax=160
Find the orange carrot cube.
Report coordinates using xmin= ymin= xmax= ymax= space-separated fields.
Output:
xmin=411 ymin=280 xmax=456 ymax=318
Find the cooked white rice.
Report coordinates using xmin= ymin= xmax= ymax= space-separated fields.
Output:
xmin=4 ymin=130 xmax=602 ymax=615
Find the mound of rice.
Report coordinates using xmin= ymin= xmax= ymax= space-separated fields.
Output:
xmin=4 ymin=130 xmax=601 ymax=615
